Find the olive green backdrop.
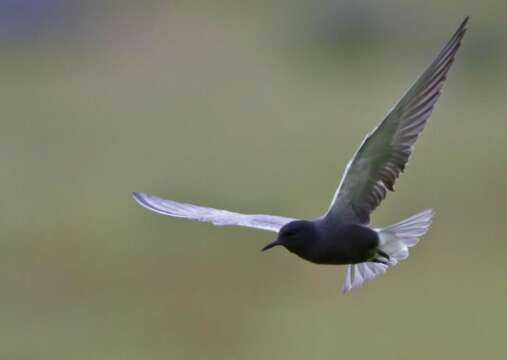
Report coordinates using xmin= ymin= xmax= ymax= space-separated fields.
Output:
xmin=1 ymin=1 xmax=506 ymax=358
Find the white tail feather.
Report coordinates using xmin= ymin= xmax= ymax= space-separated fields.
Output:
xmin=341 ymin=209 xmax=434 ymax=293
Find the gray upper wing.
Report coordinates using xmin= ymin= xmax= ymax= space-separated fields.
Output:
xmin=326 ymin=17 xmax=468 ymax=224
xmin=133 ymin=192 xmax=295 ymax=232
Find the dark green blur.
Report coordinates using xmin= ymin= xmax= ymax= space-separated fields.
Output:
xmin=1 ymin=1 xmax=506 ymax=358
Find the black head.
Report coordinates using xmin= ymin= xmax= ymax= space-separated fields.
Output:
xmin=262 ymin=220 xmax=319 ymax=253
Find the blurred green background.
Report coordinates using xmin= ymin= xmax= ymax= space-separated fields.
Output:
xmin=1 ymin=0 xmax=506 ymax=358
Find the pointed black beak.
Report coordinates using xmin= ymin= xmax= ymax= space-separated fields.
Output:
xmin=262 ymin=239 xmax=280 ymax=251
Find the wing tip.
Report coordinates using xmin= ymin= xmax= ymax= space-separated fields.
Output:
xmin=461 ymin=16 xmax=470 ymax=28
xmin=132 ymin=192 xmax=154 ymax=212
xmin=454 ymin=16 xmax=469 ymax=35
xmin=456 ymin=17 xmax=469 ymax=41
xmin=132 ymin=191 xmax=145 ymax=203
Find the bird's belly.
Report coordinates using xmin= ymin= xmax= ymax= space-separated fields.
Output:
xmin=290 ymin=245 xmax=371 ymax=265
xmin=294 ymin=225 xmax=379 ymax=265
xmin=298 ymin=248 xmax=372 ymax=265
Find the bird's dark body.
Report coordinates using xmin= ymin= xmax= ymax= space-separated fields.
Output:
xmin=277 ymin=220 xmax=379 ymax=265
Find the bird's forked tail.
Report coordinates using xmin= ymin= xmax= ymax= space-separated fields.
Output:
xmin=342 ymin=209 xmax=434 ymax=293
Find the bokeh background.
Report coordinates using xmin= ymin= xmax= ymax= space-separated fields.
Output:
xmin=1 ymin=1 xmax=506 ymax=358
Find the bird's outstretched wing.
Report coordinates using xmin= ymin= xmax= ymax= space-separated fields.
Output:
xmin=326 ymin=17 xmax=468 ymax=225
xmin=132 ymin=192 xmax=295 ymax=232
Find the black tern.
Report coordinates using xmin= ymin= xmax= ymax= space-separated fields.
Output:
xmin=133 ymin=18 xmax=468 ymax=293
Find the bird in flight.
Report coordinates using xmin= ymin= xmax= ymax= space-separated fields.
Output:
xmin=133 ymin=18 xmax=468 ymax=293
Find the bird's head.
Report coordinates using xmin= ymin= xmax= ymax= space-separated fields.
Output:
xmin=262 ymin=220 xmax=318 ymax=253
